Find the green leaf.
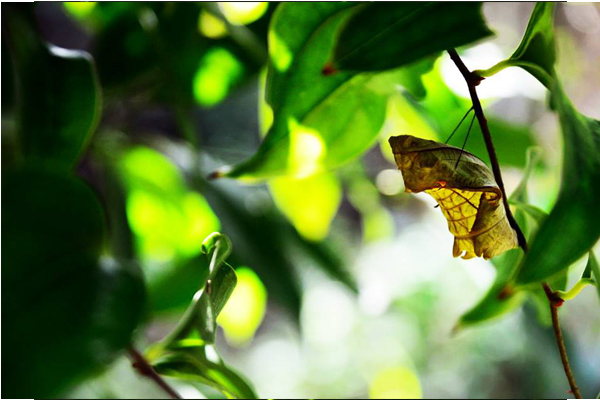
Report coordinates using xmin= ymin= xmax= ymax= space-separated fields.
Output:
xmin=5 ymin=8 xmax=101 ymax=168
xmin=158 ymin=260 xmax=237 ymax=347
xmin=209 ymin=263 xmax=238 ymax=317
xmin=583 ymin=251 xmax=600 ymax=302
xmin=507 ymin=3 xmax=556 ymax=86
xmin=203 ymin=175 xmax=351 ymax=318
xmin=477 ymin=3 xmax=556 ymax=88
xmin=2 ymin=166 xmax=144 ymax=398
xmin=368 ymin=55 xmax=438 ymax=100
xmin=147 ymin=246 xmax=252 ymax=399
xmin=514 ymin=84 xmax=600 ymax=285
xmin=456 ymin=148 xmax=540 ymax=329
xmin=202 ymin=232 xmax=234 ymax=275
xmin=330 ymin=2 xmax=493 ymax=72
xmin=93 ymin=6 xmax=159 ymax=88
xmin=217 ymin=267 xmax=268 ymax=345
xmin=510 ymin=201 xmax=548 ymax=225
xmin=216 ymin=3 xmax=391 ymax=180
xmin=508 ymin=201 xmax=567 ymax=326
xmin=152 ymin=344 xmax=257 ymax=399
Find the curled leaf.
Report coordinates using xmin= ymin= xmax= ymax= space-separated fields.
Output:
xmin=389 ymin=135 xmax=518 ymax=259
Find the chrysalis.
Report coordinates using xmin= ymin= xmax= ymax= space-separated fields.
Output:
xmin=389 ymin=135 xmax=518 ymax=260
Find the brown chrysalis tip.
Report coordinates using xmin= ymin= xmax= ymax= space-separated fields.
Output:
xmin=321 ymin=63 xmax=337 ymax=76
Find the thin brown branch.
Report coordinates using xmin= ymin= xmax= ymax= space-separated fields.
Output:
xmin=127 ymin=346 xmax=182 ymax=399
xmin=447 ymin=49 xmax=527 ymax=251
xmin=543 ymin=283 xmax=582 ymax=398
xmin=447 ymin=49 xmax=581 ymax=399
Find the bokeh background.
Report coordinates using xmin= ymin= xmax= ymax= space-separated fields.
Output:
xmin=3 ymin=2 xmax=600 ymax=399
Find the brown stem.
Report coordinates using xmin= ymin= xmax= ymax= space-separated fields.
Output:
xmin=543 ymin=283 xmax=582 ymax=399
xmin=447 ymin=49 xmax=581 ymax=399
xmin=127 ymin=346 xmax=182 ymax=399
xmin=447 ymin=49 xmax=527 ymax=251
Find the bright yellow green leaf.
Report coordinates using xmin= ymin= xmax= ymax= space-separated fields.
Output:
xmin=269 ymin=172 xmax=342 ymax=241
xmin=64 ymin=2 xmax=96 ymax=19
xmin=369 ymin=366 xmax=422 ymax=399
xmin=193 ymin=48 xmax=243 ymax=107
xmin=198 ymin=10 xmax=228 ymax=39
xmin=218 ymin=2 xmax=268 ymax=26
xmin=218 ymin=267 xmax=267 ymax=346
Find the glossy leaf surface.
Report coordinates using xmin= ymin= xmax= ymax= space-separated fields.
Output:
xmin=216 ymin=3 xmax=414 ymax=180
xmin=2 ymin=167 xmax=144 ymax=398
xmin=515 ymin=85 xmax=600 ymax=285
xmin=477 ymin=3 xmax=556 ymax=88
xmin=330 ymin=2 xmax=492 ymax=72
xmin=6 ymin=9 xmax=101 ymax=168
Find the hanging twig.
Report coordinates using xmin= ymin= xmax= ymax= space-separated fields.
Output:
xmin=447 ymin=48 xmax=582 ymax=399
xmin=543 ymin=283 xmax=582 ymax=399
xmin=127 ymin=346 xmax=182 ymax=399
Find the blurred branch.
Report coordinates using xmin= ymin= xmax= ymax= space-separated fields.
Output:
xmin=127 ymin=346 xmax=182 ymax=399
xmin=447 ymin=49 xmax=582 ymax=400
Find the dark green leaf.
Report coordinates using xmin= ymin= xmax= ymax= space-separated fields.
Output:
xmin=510 ymin=201 xmax=548 ymax=225
xmin=584 ymin=251 xmax=600 ymax=302
xmin=5 ymin=8 xmax=101 ymax=168
xmin=508 ymin=201 xmax=567 ymax=326
xmin=515 ymin=84 xmax=600 ymax=285
xmin=216 ymin=3 xmax=392 ymax=180
xmin=93 ymin=7 xmax=158 ymax=88
xmin=209 ymin=263 xmax=238 ymax=316
xmin=508 ymin=3 xmax=556 ymax=87
xmin=2 ymin=166 xmax=144 ymax=398
xmin=2 ymin=38 xmax=16 ymax=113
xmin=478 ymin=3 xmax=556 ymax=88
xmin=159 ymin=262 xmax=237 ymax=346
xmin=148 ymin=257 xmax=210 ymax=313
xmin=369 ymin=55 xmax=439 ymax=100
xmin=330 ymin=2 xmax=493 ymax=72
xmin=2 ymin=166 xmax=105 ymax=292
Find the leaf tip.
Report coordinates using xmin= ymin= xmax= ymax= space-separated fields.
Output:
xmin=321 ymin=63 xmax=338 ymax=76
xmin=451 ymin=322 xmax=463 ymax=336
